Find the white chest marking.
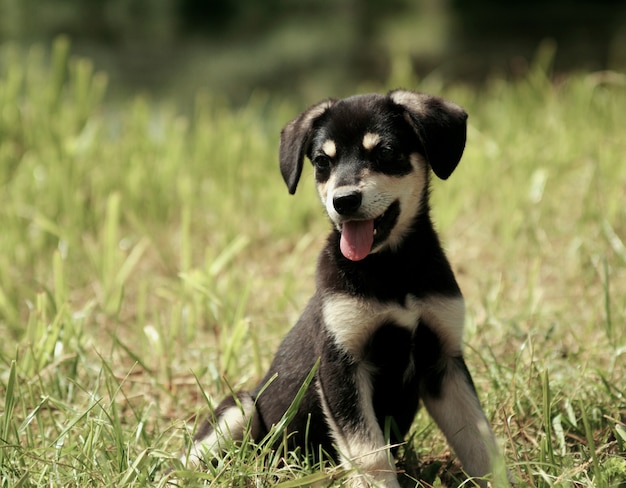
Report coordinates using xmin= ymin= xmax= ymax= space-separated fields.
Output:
xmin=321 ymin=293 xmax=465 ymax=358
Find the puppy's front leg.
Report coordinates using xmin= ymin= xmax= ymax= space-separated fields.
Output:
xmin=317 ymin=345 xmax=401 ymax=488
xmin=422 ymin=356 xmax=498 ymax=487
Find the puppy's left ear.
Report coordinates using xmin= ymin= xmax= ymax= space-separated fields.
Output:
xmin=389 ymin=89 xmax=468 ymax=180
xmin=280 ymin=99 xmax=335 ymax=194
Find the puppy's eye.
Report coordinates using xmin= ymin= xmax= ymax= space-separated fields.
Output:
xmin=313 ymin=155 xmax=331 ymax=171
xmin=375 ymin=146 xmax=396 ymax=163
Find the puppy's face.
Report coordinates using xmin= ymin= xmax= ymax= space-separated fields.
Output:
xmin=307 ymin=95 xmax=429 ymax=261
xmin=279 ymin=90 xmax=468 ymax=262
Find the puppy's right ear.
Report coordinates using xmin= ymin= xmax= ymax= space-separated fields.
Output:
xmin=389 ymin=90 xmax=467 ymax=180
xmin=279 ymin=99 xmax=335 ymax=194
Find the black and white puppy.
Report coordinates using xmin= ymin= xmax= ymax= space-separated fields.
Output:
xmin=182 ymin=90 xmax=499 ymax=487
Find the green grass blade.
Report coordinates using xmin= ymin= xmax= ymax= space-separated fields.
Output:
xmin=1 ymin=360 xmax=17 ymax=467
xmin=260 ymin=359 xmax=320 ymax=451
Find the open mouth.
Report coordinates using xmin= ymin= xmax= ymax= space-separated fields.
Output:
xmin=339 ymin=201 xmax=400 ymax=261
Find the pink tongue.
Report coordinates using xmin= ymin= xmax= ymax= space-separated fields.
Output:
xmin=340 ymin=220 xmax=375 ymax=261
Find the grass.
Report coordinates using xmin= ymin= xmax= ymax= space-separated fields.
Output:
xmin=1 ymin=37 xmax=625 ymax=487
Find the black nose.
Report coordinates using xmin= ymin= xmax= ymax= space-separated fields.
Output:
xmin=333 ymin=190 xmax=362 ymax=215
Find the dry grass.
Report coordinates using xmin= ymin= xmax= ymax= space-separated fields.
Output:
xmin=1 ymin=38 xmax=625 ymax=487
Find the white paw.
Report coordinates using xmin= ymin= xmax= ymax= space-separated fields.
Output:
xmin=346 ymin=471 xmax=401 ymax=488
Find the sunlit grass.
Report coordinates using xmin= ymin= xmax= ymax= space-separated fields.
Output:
xmin=1 ymin=37 xmax=625 ymax=486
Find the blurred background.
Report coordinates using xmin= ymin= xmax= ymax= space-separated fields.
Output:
xmin=1 ymin=0 xmax=625 ymax=103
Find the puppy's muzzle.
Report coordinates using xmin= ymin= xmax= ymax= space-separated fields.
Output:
xmin=333 ymin=189 xmax=362 ymax=216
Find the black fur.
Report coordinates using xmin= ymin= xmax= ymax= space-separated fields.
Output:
xmin=185 ymin=90 xmax=499 ymax=487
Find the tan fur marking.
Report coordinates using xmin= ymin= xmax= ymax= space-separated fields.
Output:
xmin=300 ymin=100 xmax=334 ymax=128
xmin=317 ymin=172 xmax=336 ymax=209
xmin=373 ymin=153 xmax=427 ymax=253
xmin=420 ymin=295 xmax=465 ymax=355
xmin=322 ymin=293 xmax=465 ymax=357
xmin=180 ymin=396 xmax=255 ymax=467
xmin=317 ymin=368 xmax=400 ymax=488
xmin=389 ymin=90 xmax=428 ymax=113
xmin=322 ymin=139 xmax=336 ymax=158
xmin=422 ymin=361 xmax=497 ymax=484
xmin=362 ymin=132 xmax=381 ymax=151
xmin=320 ymin=152 xmax=428 ymax=254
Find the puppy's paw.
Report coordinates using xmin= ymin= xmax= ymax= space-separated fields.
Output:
xmin=345 ymin=471 xmax=401 ymax=488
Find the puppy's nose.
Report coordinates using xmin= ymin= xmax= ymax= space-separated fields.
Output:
xmin=333 ymin=190 xmax=362 ymax=215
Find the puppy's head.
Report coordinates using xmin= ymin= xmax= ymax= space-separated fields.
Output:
xmin=280 ymin=90 xmax=467 ymax=261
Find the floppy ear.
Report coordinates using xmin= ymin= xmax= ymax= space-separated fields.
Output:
xmin=279 ymin=99 xmax=335 ymax=194
xmin=389 ymin=89 xmax=468 ymax=180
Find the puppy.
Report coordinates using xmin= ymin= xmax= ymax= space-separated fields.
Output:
xmin=182 ymin=90 xmax=500 ymax=487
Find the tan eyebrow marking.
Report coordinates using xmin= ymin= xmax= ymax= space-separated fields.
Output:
xmin=362 ymin=132 xmax=381 ymax=151
xmin=322 ymin=139 xmax=336 ymax=158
